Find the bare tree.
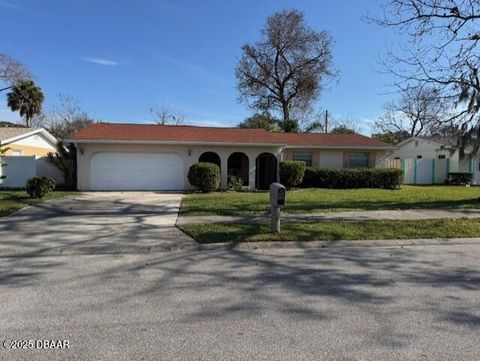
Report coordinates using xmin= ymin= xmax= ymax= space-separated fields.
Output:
xmin=150 ymin=104 xmax=184 ymax=125
xmin=43 ymin=94 xmax=97 ymax=190
xmin=44 ymin=94 xmax=96 ymax=140
xmin=367 ymin=0 xmax=480 ymax=152
xmin=0 ymin=53 xmax=32 ymax=92
xmin=235 ymin=9 xmax=336 ymax=132
xmin=374 ymin=86 xmax=445 ymax=142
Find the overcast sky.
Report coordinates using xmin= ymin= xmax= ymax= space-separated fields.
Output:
xmin=0 ymin=0 xmax=401 ymax=134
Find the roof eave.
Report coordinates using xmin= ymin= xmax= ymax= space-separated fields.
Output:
xmin=64 ymin=139 xmax=286 ymax=147
xmin=284 ymin=145 xmax=397 ymax=150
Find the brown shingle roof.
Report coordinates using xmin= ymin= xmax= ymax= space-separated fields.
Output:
xmin=68 ymin=123 xmax=393 ymax=148
xmin=0 ymin=127 xmax=37 ymax=143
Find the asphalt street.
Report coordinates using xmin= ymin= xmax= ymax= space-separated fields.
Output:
xmin=0 ymin=244 xmax=479 ymax=361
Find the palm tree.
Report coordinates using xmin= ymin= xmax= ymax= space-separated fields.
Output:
xmin=7 ymin=80 xmax=44 ymax=127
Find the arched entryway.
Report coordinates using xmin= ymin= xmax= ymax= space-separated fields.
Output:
xmin=227 ymin=152 xmax=249 ymax=186
xmin=256 ymin=153 xmax=278 ymax=190
xmin=199 ymin=151 xmax=221 ymax=168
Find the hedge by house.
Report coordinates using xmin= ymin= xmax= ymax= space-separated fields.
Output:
xmin=447 ymin=172 xmax=473 ymax=185
xmin=300 ymin=167 xmax=403 ymax=190
xmin=188 ymin=162 xmax=221 ymax=192
xmin=279 ymin=161 xmax=306 ymax=189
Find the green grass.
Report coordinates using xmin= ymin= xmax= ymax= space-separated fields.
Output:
xmin=0 ymin=190 xmax=74 ymax=217
xmin=180 ymin=186 xmax=480 ymax=216
xmin=179 ymin=218 xmax=480 ymax=243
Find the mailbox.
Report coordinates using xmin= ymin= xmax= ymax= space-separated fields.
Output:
xmin=270 ymin=183 xmax=286 ymax=235
xmin=270 ymin=183 xmax=286 ymax=206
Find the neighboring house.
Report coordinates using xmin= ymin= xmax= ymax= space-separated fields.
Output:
xmin=0 ymin=127 xmax=63 ymax=188
xmin=0 ymin=127 xmax=58 ymax=157
xmin=386 ymin=137 xmax=478 ymax=184
xmin=66 ymin=123 xmax=393 ymax=191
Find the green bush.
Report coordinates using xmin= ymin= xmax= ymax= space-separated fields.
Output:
xmin=227 ymin=176 xmax=244 ymax=191
xmin=188 ymin=162 xmax=220 ymax=193
xmin=279 ymin=161 xmax=306 ymax=189
xmin=447 ymin=172 xmax=473 ymax=185
xmin=300 ymin=167 xmax=403 ymax=189
xmin=26 ymin=176 xmax=56 ymax=198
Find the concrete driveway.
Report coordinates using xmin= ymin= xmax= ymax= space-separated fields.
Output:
xmin=0 ymin=192 xmax=195 ymax=256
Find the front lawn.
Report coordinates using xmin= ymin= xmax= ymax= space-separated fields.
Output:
xmin=180 ymin=186 xmax=480 ymax=216
xmin=0 ymin=190 xmax=74 ymax=217
xmin=179 ymin=218 xmax=480 ymax=243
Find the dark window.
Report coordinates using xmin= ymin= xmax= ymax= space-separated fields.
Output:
xmin=438 ymin=155 xmax=446 ymax=159
xmin=394 ymin=157 xmax=400 ymax=160
xmin=417 ymin=155 xmax=423 ymax=159
xmin=349 ymin=153 xmax=369 ymax=168
xmin=292 ymin=152 xmax=313 ymax=167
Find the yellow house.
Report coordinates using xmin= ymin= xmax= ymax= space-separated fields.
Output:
xmin=0 ymin=127 xmax=58 ymax=157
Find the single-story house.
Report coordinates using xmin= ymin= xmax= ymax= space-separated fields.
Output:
xmin=0 ymin=127 xmax=63 ymax=188
xmin=386 ymin=136 xmax=479 ymax=184
xmin=66 ymin=123 xmax=394 ymax=191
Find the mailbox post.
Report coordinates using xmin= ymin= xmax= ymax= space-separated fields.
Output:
xmin=269 ymin=183 xmax=286 ymax=234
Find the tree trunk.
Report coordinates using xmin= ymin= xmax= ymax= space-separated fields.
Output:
xmin=282 ymin=102 xmax=290 ymax=121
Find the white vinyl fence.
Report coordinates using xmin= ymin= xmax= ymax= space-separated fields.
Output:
xmin=0 ymin=156 xmax=36 ymax=188
xmin=382 ymin=158 xmax=476 ymax=185
xmin=0 ymin=156 xmax=64 ymax=188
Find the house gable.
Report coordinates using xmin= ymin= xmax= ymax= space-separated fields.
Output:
xmin=3 ymin=130 xmax=58 ymax=158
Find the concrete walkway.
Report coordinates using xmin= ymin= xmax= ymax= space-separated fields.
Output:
xmin=177 ymin=208 xmax=480 ymax=225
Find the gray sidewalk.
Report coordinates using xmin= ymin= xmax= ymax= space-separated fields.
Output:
xmin=177 ymin=208 xmax=480 ymax=225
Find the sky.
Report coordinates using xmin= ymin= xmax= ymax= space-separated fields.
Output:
xmin=0 ymin=0 xmax=401 ymax=135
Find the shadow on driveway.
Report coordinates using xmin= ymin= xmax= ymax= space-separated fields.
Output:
xmin=0 ymin=192 xmax=195 ymax=257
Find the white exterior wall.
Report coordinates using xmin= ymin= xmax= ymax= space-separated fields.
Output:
xmin=76 ymin=143 xmax=283 ymax=191
xmin=0 ymin=156 xmax=36 ymax=188
xmin=392 ymin=138 xmax=448 ymax=159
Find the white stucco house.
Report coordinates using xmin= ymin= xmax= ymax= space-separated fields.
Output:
xmin=387 ymin=137 xmax=479 ymax=184
xmin=66 ymin=123 xmax=394 ymax=191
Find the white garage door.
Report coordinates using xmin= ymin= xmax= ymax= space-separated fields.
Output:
xmin=91 ymin=152 xmax=184 ymax=190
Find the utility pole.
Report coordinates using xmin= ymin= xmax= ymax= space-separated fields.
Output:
xmin=324 ymin=110 xmax=328 ymax=133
